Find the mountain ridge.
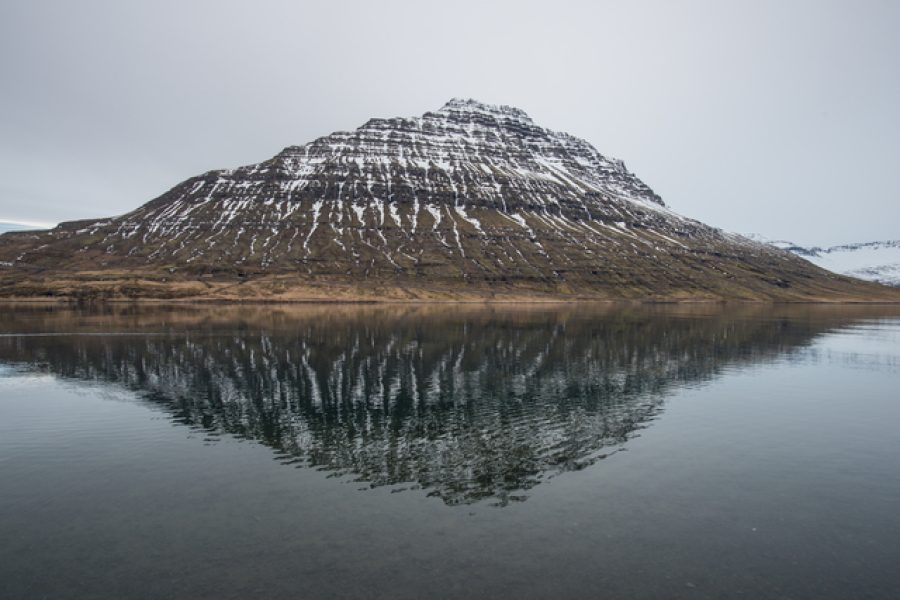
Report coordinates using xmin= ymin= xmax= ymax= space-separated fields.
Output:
xmin=1 ymin=99 xmax=898 ymax=302
xmin=746 ymin=235 xmax=900 ymax=287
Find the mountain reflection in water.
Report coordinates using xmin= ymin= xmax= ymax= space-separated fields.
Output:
xmin=0 ymin=304 xmax=880 ymax=505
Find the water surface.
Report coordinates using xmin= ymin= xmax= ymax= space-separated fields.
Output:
xmin=1 ymin=304 xmax=899 ymax=598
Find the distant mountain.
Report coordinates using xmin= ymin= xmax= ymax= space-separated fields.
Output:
xmin=746 ymin=235 xmax=900 ymax=287
xmin=0 ymin=221 xmax=44 ymax=234
xmin=1 ymin=99 xmax=897 ymax=301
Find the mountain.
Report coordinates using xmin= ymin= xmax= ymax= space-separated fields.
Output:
xmin=0 ymin=221 xmax=46 ymax=234
xmin=1 ymin=98 xmax=897 ymax=301
xmin=746 ymin=235 xmax=900 ymax=287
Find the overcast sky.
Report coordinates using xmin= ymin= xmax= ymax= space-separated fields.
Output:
xmin=1 ymin=0 xmax=897 ymax=246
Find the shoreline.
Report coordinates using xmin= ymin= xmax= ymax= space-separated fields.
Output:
xmin=2 ymin=296 xmax=900 ymax=306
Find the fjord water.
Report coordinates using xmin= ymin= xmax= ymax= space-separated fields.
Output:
xmin=1 ymin=304 xmax=899 ymax=599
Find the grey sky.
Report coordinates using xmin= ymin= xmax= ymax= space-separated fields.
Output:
xmin=1 ymin=0 xmax=897 ymax=246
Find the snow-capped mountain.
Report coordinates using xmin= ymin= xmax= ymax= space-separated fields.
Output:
xmin=0 ymin=221 xmax=46 ymax=234
xmin=1 ymin=99 xmax=896 ymax=301
xmin=746 ymin=235 xmax=900 ymax=287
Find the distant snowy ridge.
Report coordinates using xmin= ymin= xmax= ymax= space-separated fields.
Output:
xmin=746 ymin=234 xmax=900 ymax=287
xmin=0 ymin=221 xmax=49 ymax=233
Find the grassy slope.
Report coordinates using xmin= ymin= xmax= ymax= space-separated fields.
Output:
xmin=2 ymin=265 xmax=899 ymax=302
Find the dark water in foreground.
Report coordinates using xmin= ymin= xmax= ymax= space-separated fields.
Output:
xmin=1 ymin=304 xmax=899 ymax=599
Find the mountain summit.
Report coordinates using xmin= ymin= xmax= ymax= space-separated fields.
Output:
xmin=1 ymin=99 xmax=896 ymax=301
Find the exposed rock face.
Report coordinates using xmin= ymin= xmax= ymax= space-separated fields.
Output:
xmin=1 ymin=98 xmax=896 ymax=300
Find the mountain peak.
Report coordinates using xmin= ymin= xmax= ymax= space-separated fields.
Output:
xmin=434 ymin=98 xmax=533 ymax=123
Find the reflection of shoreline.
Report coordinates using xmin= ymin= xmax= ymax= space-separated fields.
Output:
xmin=0 ymin=305 xmax=895 ymax=505
xmin=3 ymin=301 xmax=900 ymax=335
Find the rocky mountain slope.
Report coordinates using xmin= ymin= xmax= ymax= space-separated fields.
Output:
xmin=1 ymin=99 xmax=897 ymax=301
xmin=746 ymin=235 xmax=900 ymax=287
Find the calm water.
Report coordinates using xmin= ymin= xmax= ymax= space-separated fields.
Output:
xmin=1 ymin=304 xmax=899 ymax=599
